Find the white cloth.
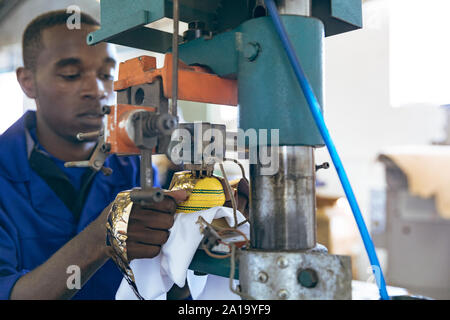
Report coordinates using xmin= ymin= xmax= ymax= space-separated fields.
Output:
xmin=115 ymin=206 xmax=248 ymax=300
xmin=187 ymin=272 xmax=241 ymax=300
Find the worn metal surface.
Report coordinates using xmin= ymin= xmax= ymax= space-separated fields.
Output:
xmin=117 ymin=77 xmax=168 ymax=113
xmin=87 ymin=0 xmax=234 ymax=51
xmin=239 ymin=249 xmax=352 ymax=300
xmin=250 ymin=146 xmax=316 ymax=250
xmin=178 ymin=30 xmax=237 ymax=77
xmin=179 ymin=17 xmax=326 ymax=146
xmin=188 ymin=243 xmax=328 ymax=282
xmin=237 ymin=16 xmax=324 ymax=146
xmin=115 ymin=74 xmax=171 ymax=155
xmin=115 ymin=54 xmax=237 ymax=106
xmin=88 ymin=0 xmax=361 ymax=52
xmin=276 ymin=0 xmax=311 ymax=16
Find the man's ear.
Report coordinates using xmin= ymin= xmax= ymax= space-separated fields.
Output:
xmin=16 ymin=67 xmax=37 ymax=99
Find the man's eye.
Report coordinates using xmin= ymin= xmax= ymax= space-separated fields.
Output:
xmin=60 ymin=74 xmax=80 ymax=81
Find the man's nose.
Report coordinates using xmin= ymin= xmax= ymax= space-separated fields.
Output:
xmin=81 ymin=72 xmax=107 ymax=100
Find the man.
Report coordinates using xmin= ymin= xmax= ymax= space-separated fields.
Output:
xmin=0 ymin=10 xmax=187 ymax=300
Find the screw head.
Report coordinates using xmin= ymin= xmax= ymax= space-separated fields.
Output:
xmin=276 ymin=256 xmax=288 ymax=269
xmin=244 ymin=42 xmax=261 ymax=61
xmin=257 ymin=271 xmax=269 ymax=283
xmin=298 ymin=268 xmax=319 ymax=288
xmin=277 ymin=289 xmax=289 ymax=300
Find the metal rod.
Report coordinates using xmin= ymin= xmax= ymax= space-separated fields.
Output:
xmin=64 ymin=161 xmax=90 ymax=168
xmin=140 ymin=149 xmax=154 ymax=190
xmin=171 ymin=0 xmax=179 ymax=118
xmin=76 ymin=130 xmax=101 ymax=141
xmin=250 ymin=146 xmax=316 ymax=251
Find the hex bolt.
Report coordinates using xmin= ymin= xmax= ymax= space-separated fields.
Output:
xmin=257 ymin=271 xmax=269 ymax=283
xmin=277 ymin=289 xmax=289 ymax=300
xmin=244 ymin=42 xmax=261 ymax=61
xmin=297 ymin=268 xmax=319 ymax=288
xmin=276 ymin=256 xmax=288 ymax=269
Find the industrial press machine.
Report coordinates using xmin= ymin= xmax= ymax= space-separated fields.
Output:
xmin=75 ymin=0 xmax=364 ymax=300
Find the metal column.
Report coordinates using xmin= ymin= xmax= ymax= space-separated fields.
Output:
xmin=250 ymin=146 xmax=316 ymax=251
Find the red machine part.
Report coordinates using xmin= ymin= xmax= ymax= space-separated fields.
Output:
xmin=114 ymin=54 xmax=238 ymax=106
xmin=104 ymin=104 xmax=157 ymax=155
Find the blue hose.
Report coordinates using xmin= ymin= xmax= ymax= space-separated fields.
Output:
xmin=264 ymin=0 xmax=390 ymax=300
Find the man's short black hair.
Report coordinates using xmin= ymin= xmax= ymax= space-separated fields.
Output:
xmin=22 ymin=9 xmax=100 ymax=71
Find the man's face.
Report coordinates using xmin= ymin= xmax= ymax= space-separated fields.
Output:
xmin=33 ymin=24 xmax=116 ymax=142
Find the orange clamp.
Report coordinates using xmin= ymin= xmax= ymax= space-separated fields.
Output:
xmin=114 ymin=54 xmax=238 ymax=106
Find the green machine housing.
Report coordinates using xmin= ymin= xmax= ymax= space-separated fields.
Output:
xmin=88 ymin=0 xmax=362 ymax=147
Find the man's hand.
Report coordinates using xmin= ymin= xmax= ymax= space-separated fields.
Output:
xmin=126 ymin=190 xmax=187 ymax=261
xmin=220 ymin=178 xmax=249 ymax=218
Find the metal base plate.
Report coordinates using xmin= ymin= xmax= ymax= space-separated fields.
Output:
xmin=238 ymin=249 xmax=352 ymax=300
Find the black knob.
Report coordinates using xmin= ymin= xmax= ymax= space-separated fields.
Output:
xmin=316 ymin=162 xmax=330 ymax=171
xmin=297 ymin=268 xmax=319 ymax=288
xmin=101 ymin=105 xmax=111 ymax=115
